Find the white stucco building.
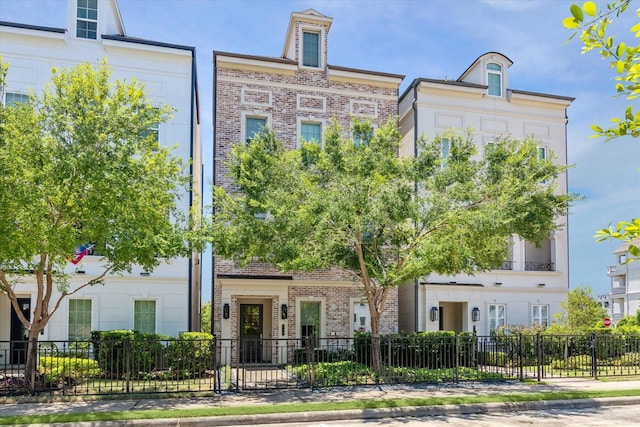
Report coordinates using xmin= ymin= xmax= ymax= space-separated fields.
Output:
xmin=0 ymin=0 xmax=201 ymax=360
xmin=398 ymin=52 xmax=573 ymax=335
xmin=608 ymin=239 xmax=640 ymax=322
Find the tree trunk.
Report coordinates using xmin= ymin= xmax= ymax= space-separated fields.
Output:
xmin=370 ymin=311 xmax=383 ymax=376
xmin=24 ymin=328 xmax=40 ymax=394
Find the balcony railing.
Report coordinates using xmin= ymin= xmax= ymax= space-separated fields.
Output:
xmin=494 ymin=261 xmax=513 ymax=271
xmin=612 ymin=286 xmax=627 ymax=295
xmin=524 ymin=261 xmax=555 ymax=271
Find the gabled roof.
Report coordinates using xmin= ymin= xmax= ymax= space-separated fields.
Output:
xmin=282 ymin=8 xmax=333 ymax=60
xmin=457 ymin=51 xmax=513 ymax=82
xmin=0 ymin=20 xmax=65 ymax=34
xmin=613 ymin=238 xmax=640 ymax=254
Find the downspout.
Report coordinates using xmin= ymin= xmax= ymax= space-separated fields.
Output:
xmin=187 ymin=46 xmax=197 ymax=332
xmin=564 ymin=104 xmax=570 ymax=292
xmin=412 ymin=82 xmax=420 ymax=333
xmin=211 ymin=51 xmax=217 ymax=336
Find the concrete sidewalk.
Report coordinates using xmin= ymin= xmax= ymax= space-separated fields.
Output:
xmin=1 ymin=378 xmax=640 ymax=426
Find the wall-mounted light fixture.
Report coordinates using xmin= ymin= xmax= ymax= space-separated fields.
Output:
xmin=223 ymin=303 xmax=230 ymax=319
xmin=537 ymin=283 xmax=546 ymax=288
xmin=471 ymin=307 xmax=480 ymax=322
xmin=281 ymin=304 xmax=288 ymax=320
xmin=430 ymin=306 xmax=439 ymax=322
xmin=494 ymin=282 xmax=502 ymax=286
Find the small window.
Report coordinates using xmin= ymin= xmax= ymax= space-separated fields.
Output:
xmin=441 ymin=138 xmax=450 ymax=168
xmin=134 ymin=300 xmax=156 ymax=334
xmin=300 ymin=301 xmax=320 ymax=347
xmin=77 ymin=0 xmax=98 ymax=39
xmin=68 ymin=299 xmax=92 ymax=341
xmin=301 ymin=122 xmax=322 ymax=144
xmin=487 ymin=63 xmax=502 ymax=96
xmin=489 ymin=303 xmax=506 ymax=335
xmin=246 ymin=117 xmax=267 ymax=143
xmin=484 ymin=141 xmax=496 ymax=156
xmin=537 ymin=146 xmax=547 ymax=160
xmin=538 ymin=147 xmax=548 ymax=183
xmin=353 ymin=128 xmax=373 ymax=147
xmin=531 ymin=304 xmax=549 ymax=328
xmin=353 ymin=302 xmax=371 ymax=333
xmin=141 ymin=109 xmax=160 ymax=143
xmin=4 ymin=93 xmax=28 ymax=106
xmin=302 ymin=31 xmax=320 ymax=68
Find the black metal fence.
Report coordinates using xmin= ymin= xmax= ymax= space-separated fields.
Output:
xmin=1 ymin=333 xmax=639 ymax=396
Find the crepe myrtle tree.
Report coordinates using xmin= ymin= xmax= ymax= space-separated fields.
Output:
xmin=0 ymin=59 xmax=194 ymax=389
xmin=209 ymin=118 xmax=572 ymax=374
xmin=564 ymin=0 xmax=639 ymax=256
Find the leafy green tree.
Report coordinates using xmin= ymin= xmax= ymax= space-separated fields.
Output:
xmin=564 ymin=0 xmax=639 ymax=255
xmin=0 ymin=60 xmax=191 ymax=388
xmin=210 ymin=119 xmax=571 ymax=374
xmin=200 ymin=301 xmax=211 ymax=334
xmin=550 ymin=286 xmax=608 ymax=333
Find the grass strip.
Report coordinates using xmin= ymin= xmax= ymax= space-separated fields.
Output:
xmin=1 ymin=389 xmax=640 ymax=425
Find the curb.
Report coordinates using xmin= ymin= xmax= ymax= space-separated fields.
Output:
xmin=17 ymin=396 xmax=640 ymax=427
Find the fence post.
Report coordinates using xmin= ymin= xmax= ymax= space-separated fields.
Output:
xmin=591 ymin=333 xmax=597 ymax=380
xmin=306 ymin=336 xmax=314 ymax=390
xmin=536 ymin=333 xmax=542 ymax=382
xmin=387 ymin=335 xmax=392 ymax=383
xmin=518 ymin=333 xmax=524 ymax=381
xmin=454 ymin=334 xmax=459 ymax=382
xmin=125 ymin=338 xmax=131 ymax=394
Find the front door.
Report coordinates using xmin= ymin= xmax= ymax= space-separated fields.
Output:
xmin=10 ymin=298 xmax=31 ymax=364
xmin=240 ymin=304 xmax=263 ymax=363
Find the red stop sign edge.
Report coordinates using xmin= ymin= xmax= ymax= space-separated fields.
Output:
xmin=603 ymin=318 xmax=612 ymax=327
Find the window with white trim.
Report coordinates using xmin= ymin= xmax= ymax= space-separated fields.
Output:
xmin=538 ymin=146 xmax=548 ymax=183
xmin=301 ymin=122 xmax=322 ymax=144
xmin=531 ymin=304 xmax=549 ymax=327
xmin=484 ymin=141 xmax=496 ymax=157
xmin=300 ymin=301 xmax=321 ymax=347
xmin=487 ymin=63 xmax=502 ymax=96
xmin=245 ymin=117 xmax=267 ymax=143
xmin=140 ymin=107 xmax=160 ymax=144
xmin=538 ymin=146 xmax=547 ymax=160
xmin=134 ymin=300 xmax=156 ymax=334
xmin=441 ymin=138 xmax=450 ymax=168
xmin=68 ymin=299 xmax=92 ymax=341
xmin=4 ymin=92 xmax=28 ymax=106
xmin=76 ymin=0 xmax=98 ymax=39
xmin=302 ymin=31 xmax=320 ymax=68
xmin=489 ymin=303 xmax=506 ymax=335
xmin=353 ymin=302 xmax=371 ymax=333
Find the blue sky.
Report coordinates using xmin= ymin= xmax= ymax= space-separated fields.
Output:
xmin=1 ymin=0 xmax=638 ymax=301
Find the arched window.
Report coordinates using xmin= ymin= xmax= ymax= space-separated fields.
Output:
xmin=487 ymin=63 xmax=502 ymax=96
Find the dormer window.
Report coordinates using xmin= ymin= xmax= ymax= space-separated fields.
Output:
xmin=77 ymin=0 xmax=98 ymax=39
xmin=487 ymin=63 xmax=502 ymax=96
xmin=302 ymin=31 xmax=320 ymax=68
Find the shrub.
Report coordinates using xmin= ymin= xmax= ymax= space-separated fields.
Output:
xmin=91 ymin=330 xmax=167 ymax=377
xmin=550 ymin=354 xmax=591 ymax=370
xmin=478 ymin=351 xmax=507 ymax=367
xmin=165 ymin=332 xmax=214 ymax=376
xmin=39 ymin=356 xmax=101 ymax=384
xmin=287 ymin=361 xmax=372 ymax=386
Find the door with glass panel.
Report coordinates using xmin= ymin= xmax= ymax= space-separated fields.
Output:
xmin=240 ymin=304 xmax=263 ymax=363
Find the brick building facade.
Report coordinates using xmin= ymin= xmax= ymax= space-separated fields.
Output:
xmin=213 ymin=9 xmax=403 ymax=362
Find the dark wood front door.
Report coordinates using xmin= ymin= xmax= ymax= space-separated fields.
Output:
xmin=240 ymin=304 xmax=263 ymax=363
xmin=10 ymin=298 xmax=31 ymax=364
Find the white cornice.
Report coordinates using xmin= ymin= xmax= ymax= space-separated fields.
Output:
xmin=216 ymin=56 xmax=297 ymax=76
xmin=327 ymin=68 xmax=402 ymax=89
xmin=217 ymin=74 xmax=398 ymax=101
